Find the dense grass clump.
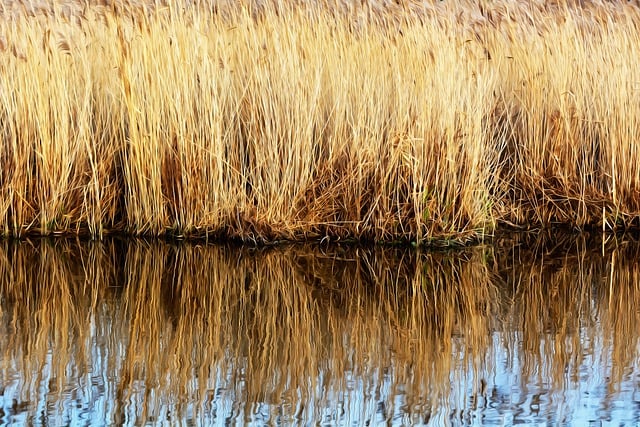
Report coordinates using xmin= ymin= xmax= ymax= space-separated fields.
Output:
xmin=1 ymin=1 xmax=640 ymax=243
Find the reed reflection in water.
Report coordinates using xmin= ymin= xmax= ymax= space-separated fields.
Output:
xmin=0 ymin=237 xmax=638 ymax=425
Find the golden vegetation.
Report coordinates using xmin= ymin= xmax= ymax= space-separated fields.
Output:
xmin=0 ymin=238 xmax=638 ymax=423
xmin=1 ymin=1 xmax=640 ymax=243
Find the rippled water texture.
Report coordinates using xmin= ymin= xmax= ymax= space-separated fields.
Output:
xmin=0 ymin=236 xmax=639 ymax=425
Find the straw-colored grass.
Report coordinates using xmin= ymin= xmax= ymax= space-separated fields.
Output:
xmin=2 ymin=1 xmax=640 ymax=243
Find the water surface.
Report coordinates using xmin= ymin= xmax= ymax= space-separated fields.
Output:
xmin=0 ymin=236 xmax=639 ymax=425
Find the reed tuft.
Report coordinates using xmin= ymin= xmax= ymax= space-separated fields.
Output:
xmin=2 ymin=1 xmax=640 ymax=243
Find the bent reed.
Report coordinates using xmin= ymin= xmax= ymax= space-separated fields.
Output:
xmin=1 ymin=0 xmax=640 ymax=243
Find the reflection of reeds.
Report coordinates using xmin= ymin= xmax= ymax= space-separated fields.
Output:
xmin=2 ymin=2 xmax=640 ymax=242
xmin=496 ymin=234 xmax=640 ymax=398
xmin=0 ymin=240 xmax=498 ymax=422
xmin=0 ymin=239 xmax=112 ymax=413
xmin=0 ymin=237 xmax=638 ymax=422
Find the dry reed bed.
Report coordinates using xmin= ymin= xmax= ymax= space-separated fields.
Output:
xmin=1 ymin=1 xmax=640 ymax=243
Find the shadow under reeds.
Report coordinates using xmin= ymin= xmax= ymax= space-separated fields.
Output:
xmin=0 ymin=235 xmax=638 ymax=424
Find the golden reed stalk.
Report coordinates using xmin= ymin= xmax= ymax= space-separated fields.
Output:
xmin=1 ymin=1 xmax=640 ymax=243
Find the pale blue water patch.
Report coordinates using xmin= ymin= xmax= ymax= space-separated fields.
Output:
xmin=1 ymin=322 xmax=638 ymax=425
xmin=450 ymin=332 xmax=640 ymax=426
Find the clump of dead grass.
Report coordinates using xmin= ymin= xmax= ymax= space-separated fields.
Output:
xmin=1 ymin=1 xmax=640 ymax=243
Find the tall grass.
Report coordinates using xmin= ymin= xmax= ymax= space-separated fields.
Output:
xmin=2 ymin=1 xmax=640 ymax=243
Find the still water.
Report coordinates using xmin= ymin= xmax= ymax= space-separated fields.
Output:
xmin=0 ymin=235 xmax=638 ymax=425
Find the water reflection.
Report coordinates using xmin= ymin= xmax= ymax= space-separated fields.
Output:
xmin=0 ymin=236 xmax=638 ymax=425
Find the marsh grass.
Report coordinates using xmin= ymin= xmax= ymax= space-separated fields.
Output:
xmin=2 ymin=1 xmax=640 ymax=243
